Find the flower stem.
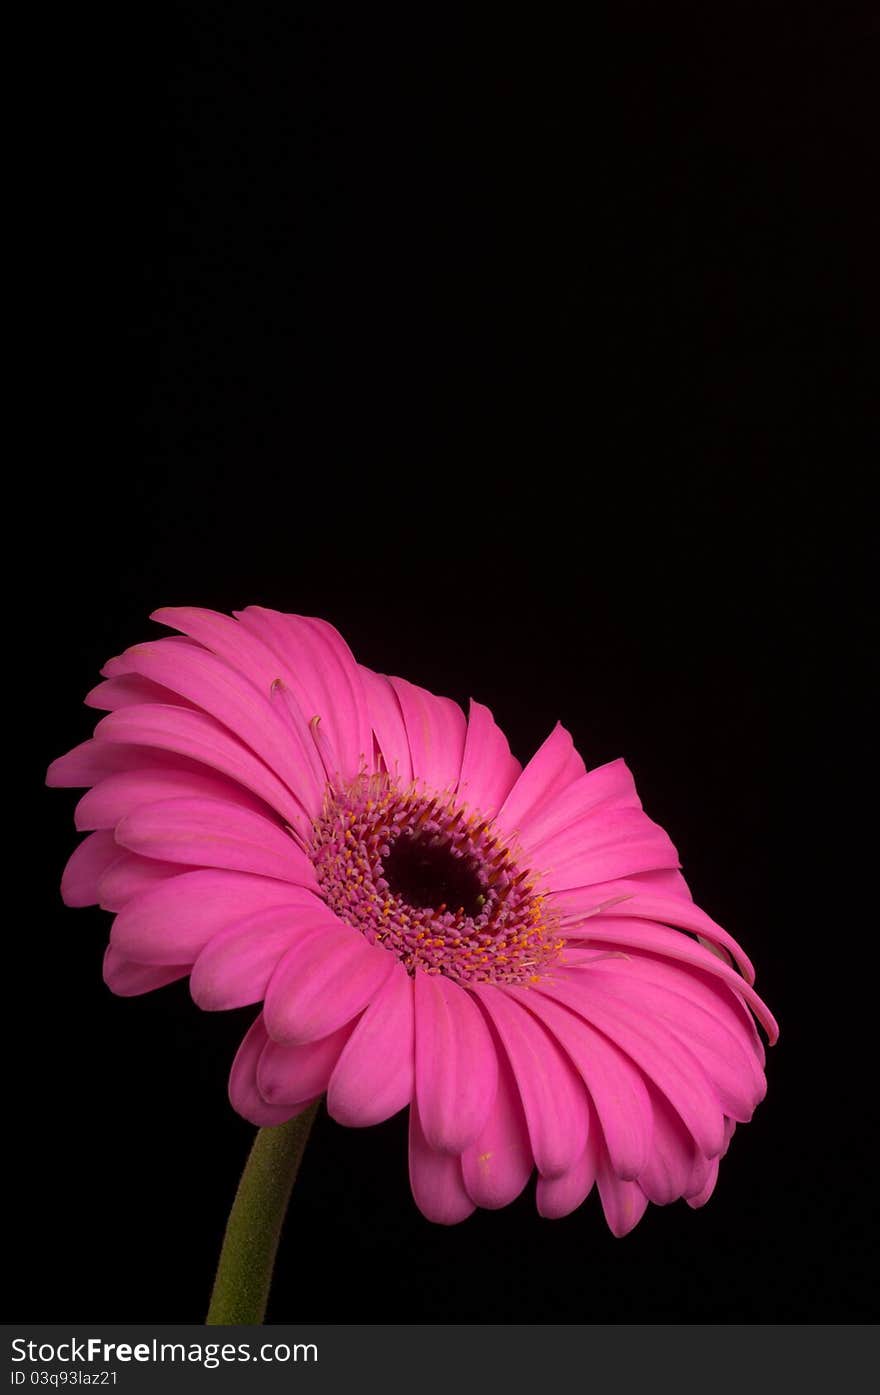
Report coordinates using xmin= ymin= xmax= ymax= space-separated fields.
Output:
xmin=206 ymin=1102 xmax=320 ymax=1325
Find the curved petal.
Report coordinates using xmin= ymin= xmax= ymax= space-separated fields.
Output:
xmin=190 ymin=904 xmax=325 ymax=1010
xmin=257 ymin=1021 xmax=357 ymax=1106
xmin=61 ymin=831 xmax=123 ymax=906
xmin=408 ymin=1100 xmax=475 ymax=1225
xmin=596 ymin=1149 xmax=650 ymax=1237
xmin=508 ymin=984 xmax=652 ymax=1179
xmin=148 ymin=610 xmax=332 ymax=793
xmin=685 ymin=1119 xmax=735 ymax=1209
xmin=414 ymin=972 xmax=498 ymax=1154
xmin=108 ymin=639 xmax=326 ymax=815
xmin=531 ymin=807 xmax=681 ymax=892
xmin=566 ymin=915 xmax=778 ymax=1043
xmin=628 ymin=868 xmax=693 ymax=898
xmin=456 ymin=699 xmax=521 ymax=818
xmin=110 ymin=869 xmax=322 ymax=964
xmin=461 ymin=1053 xmax=533 ymax=1210
xmin=517 ymin=759 xmax=642 ymax=852
xmin=47 ymin=739 xmax=208 ymax=789
xmin=388 ymin=675 xmax=467 ymax=793
xmin=552 ymin=879 xmax=755 ymax=984
xmin=358 ymin=667 xmax=412 ymax=783
xmin=536 ymin=1123 xmax=599 ymax=1219
xmin=85 ymin=675 xmax=199 ymax=712
xmin=681 ymin=1147 xmax=716 ymax=1204
xmin=101 ymin=634 xmax=202 ymax=677
xmin=94 ymin=705 xmax=310 ymax=833
xmin=472 ymin=984 xmax=589 ymax=1178
xmin=327 ymin=963 xmax=415 ymax=1126
xmin=231 ymin=607 xmax=373 ymax=781
xmin=535 ymin=972 xmax=726 ymax=1158
xmin=229 ymin=1016 xmax=315 ymax=1127
xmin=263 ymin=922 xmax=396 ymax=1045
xmin=156 ymin=606 xmax=306 ymax=689
xmin=494 ymin=722 xmax=586 ymax=841
xmin=115 ymin=796 xmax=318 ymax=888
xmin=637 ymin=1084 xmax=709 ymax=1206
xmin=582 ymin=963 xmax=765 ymax=1120
xmin=584 ymin=947 xmax=766 ymax=1069
xmin=98 ymin=854 xmax=193 ymax=912
xmin=102 ymin=945 xmax=189 ymax=997
xmin=75 ymin=767 xmax=275 ymax=831
xmin=685 ymin=1157 xmax=721 ymax=1209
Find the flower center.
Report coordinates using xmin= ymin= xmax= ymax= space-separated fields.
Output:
xmin=311 ymin=773 xmax=563 ymax=985
xmin=381 ymin=831 xmax=485 ymax=917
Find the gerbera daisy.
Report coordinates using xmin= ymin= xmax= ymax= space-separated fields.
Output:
xmin=48 ymin=605 xmax=776 ymax=1238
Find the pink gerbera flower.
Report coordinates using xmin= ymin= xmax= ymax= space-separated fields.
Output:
xmin=48 ymin=606 xmax=777 ymax=1236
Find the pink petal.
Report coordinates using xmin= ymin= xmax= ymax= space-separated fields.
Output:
xmin=456 ymin=699 xmax=521 ymax=818
xmin=553 ymin=879 xmax=755 ymax=984
xmin=147 ymin=610 xmax=333 ymax=795
xmin=472 ymin=984 xmax=589 ymax=1178
xmin=532 ymin=807 xmax=681 ymax=892
xmin=536 ymin=1125 xmax=599 ymax=1219
xmin=414 ymin=972 xmax=498 ymax=1153
xmin=231 ymin=607 xmax=373 ymax=782
xmin=110 ymin=869 xmax=322 ymax=963
xmin=102 ymin=944 xmax=189 ymax=997
xmin=101 ymin=634 xmax=202 ymax=677
xmin=516 ymin=759 xmax=642 ymax=852
xmin=327 ymin=963 xmax=415 ymax=1127
xmin=535 ymin=972 xmax=726 ymax=1158
xmin=190 ymin=904 xmax=324 ymax=1010
xmin=155 ymin=606 xmax=293 ymax=682
xmin=75 ymin=767 xmax=275 ymax=831
xmin=626 ymin=868 xmax=693 ymax=898
xmin=582 ymin=962 xmax=765 ymax=1119
xmin=358 ymin=667 xmax=413 ymax=783
xmin=461 ymin=1054 xmax=533 ymax=1210
xmin=508 ymin=985 xmax=652 ymax=1179
xmin=257 ymin=1021 xmax=357 ymax=1105
xmin=596 ymin=1150 xmax=650 ymax=1237
xmin=630 ymin=868 xmax=693 ymax=896
xmin=98 ymin=854 xmax=193 ymax=912
xmin=684 ymin=1117 xmax=735 ymax=1208
xmin=408 ymin=1100 xmax=475 ymax=1225
xmin=61 ymin=831 xmax=123 ymax=906
xmin=494 ymin=722 xmax=586 ymax=840
xmin=282 ymin=616 xmax=373 ymax=779
xmin=680 ymin=1147 xmax=716 ymax=1203
xmin=388 ymin=675 xmax=467 ymax=793
xmin=263 ymin=921 xmax=396 ymax=1045
xmin=685 ymin=1157 xmax=721 ymax=1209
xmin=105 ymin=639 xmax=326 ymax=816
xmin=47 ymin=739 xmax=208 ymax=788
xmin=115 ymin=796 xmax=318 ymax=887
xmin=85 ymin=675 xmax=198 ymax=711
xmin=637 ymin=1084 xmax=707 ymax=1206
xmin=229 ymin=1015 xmax=315 ymax=1126
xmin=582 ymin=944 xmax=766 ymax=1068
xmin=568 ymin=915 xmax=778 ymax=1043
xmin=95 ymin=705 xmax=310 ymax=833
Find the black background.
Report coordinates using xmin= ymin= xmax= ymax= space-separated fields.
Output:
xmin=14 ymin=5 xmax=874 ymax=1322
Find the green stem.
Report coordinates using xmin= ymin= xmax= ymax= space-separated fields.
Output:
xmin=206 ymin=1102 xmax=320 ymax=1325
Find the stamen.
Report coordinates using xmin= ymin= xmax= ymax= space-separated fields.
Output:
xmin=308 ymin=714 xmax=343 ymax=787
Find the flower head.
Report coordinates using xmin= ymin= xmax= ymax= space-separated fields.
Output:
xmin=48 ymin=606 xmax=777 ymax=1234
